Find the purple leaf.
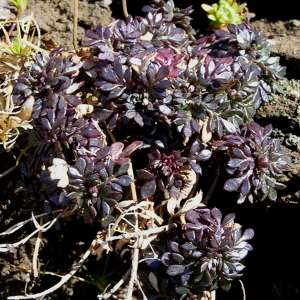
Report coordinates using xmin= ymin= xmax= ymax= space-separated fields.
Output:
xmin=186 ymin=210 xmax=201 ymax=224
xmin=196 ymin=149 xmax=212 ymax=161
xmin=134 ymin=113 xmax=144 ymax=126
xmin=161 ymin=252 xmax=177 ymax=266
xmin=172 ymin=253 xmax=185 ymax=264
xmin=227 ymin=158 xmax=246 ymax=168
xmin=115 ymin=175 xmax=134 ymax=187
xmin=64 ymin=95 xmax=82 ymax=106
xmin=156 ymin=66 xmax=170 ymax=81
xmin=240 ymin=177 xmax=251 ymax=196
xmin=110 ymin=142 xmax=124 ymax=158
xmin=85 ymin=29 xmax=101 ymax=40
xmin=102 ymin=67 xmax=119 ymax=83
xmin=181 ymin=242 xmax=197 ymax=252
xmin=108 ymin=87 xmax=126 ymax=99
xmin=240 ymin=228 xmax=255 ymax=242
xmin=125 ymin=110 xmax=136 ymax=119
xmin=121 ymin=141 xmax=143 ymax=157
xmin=190 ymin=161 xmax=202 ymax=174
xmin=170 ymin=241 xmax=180 ymax=253
xmin=97 ymin=146 xmax=111 ymax=160
xmin=231 ymin=147 xmax=248 ymax=159
xmin=166 ymin=265 xmax=186 ymax=276
xmin=158 ymin=105 xmax=174 ymax=116
xmin=155 ymin=80 xmax=172 ymax=89
xmin=221 ymin=213 xmax=236 ymax=228
xmin=224 ymin=177 xmax=244 ymax=192
xmin=141 ymin=180 xmax=156 ymax=199
xmin=68 ymin=167 xmax=83 ymax=178
xmin=183 ymin=123 xmax=192 ymax=137
xmin=137 ymin=169 xmax=154 ymax=180
xmin=100 ymin=83 xmax=122 ymax=92
xmin=211 ymin=207 xmax=222 ymax=224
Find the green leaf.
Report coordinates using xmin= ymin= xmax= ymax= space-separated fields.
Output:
xmin=268 ymin=186 xmax=277 ymax=201
xmin=175 ymin=285 xmax=190 ymax=295
xmin=220 ymin=276 xmax=231 ymax=291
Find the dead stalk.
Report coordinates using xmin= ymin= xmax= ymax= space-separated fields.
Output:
xmin=73 ymin=0 xmax=79 ymax=52
xmin=135 ymin=278 xmax=148 ymax=300
xmin=98 ymin=268 xmax=131 ymax=299
xmin=104 ymin=121 xmax=117 ymax=143
xmin=0 ymin=165 xmax=17 ymax=179
xmin=32 ymin=215 xmax=44 ymax=277
xmin=127 ymin=162 xmax=138 ymax=201
xmin=6 ymin=240 xmax=95 ymax=300
xmin=126 ymin=235 xmax=139 ymax=300
xmin=92 ymin=223 xmax=176 ymax=257
xmin=122 ymin=0 xmax=129 ymax=18
xmin=239 ymin=280 xmax=246 ymax=300
xmin=125 ymin=180 xmax=139 ymax=299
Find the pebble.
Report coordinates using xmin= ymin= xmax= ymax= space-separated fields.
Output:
xmin=0 ymin=0 xmax=12 ymax=20
xmin=289 ymin=90 xmax=300 ymax=98
xmin=291 ymin=19 xmax=300 ymax=27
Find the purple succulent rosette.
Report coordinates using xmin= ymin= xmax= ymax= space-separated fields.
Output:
xmin=141 ymin=207 xmax=254 ymax=298
xmin=213 ymin=122 xmax=294 ymax=203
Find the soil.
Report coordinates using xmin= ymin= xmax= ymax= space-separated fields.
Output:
xmin=1 ymin=1 xmax=300 ymax=300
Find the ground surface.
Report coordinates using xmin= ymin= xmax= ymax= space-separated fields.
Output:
xmin=1 ymin=1 xmax=300 ymax=300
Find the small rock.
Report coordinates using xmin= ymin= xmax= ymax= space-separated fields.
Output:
xmin=291 ymin=19 xmax=300 ymax=27
xmin=99 ymin=0 xmax=112 ymax=8
xmin=289 ymin=90 xmax=300 ymax=99
xmin=0 ymin=0 xmax=13 ymax=20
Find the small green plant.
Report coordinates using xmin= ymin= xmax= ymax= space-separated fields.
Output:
xmin=81 ymin=254 xmax=116 ymax=291
xmin=9 ymin=0 xmax=28 ymax=17
xmin=201 ymin=0 xmax=247 ymax=29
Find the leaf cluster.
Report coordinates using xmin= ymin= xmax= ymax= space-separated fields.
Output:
xmin=140 ymin=207 xmax=254 ymax=299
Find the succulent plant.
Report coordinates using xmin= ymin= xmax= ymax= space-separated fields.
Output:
xmin=213 ymin=122 xmax=294 ymax=203
xmin=140 ymin=207 xmax=254 ymax=299
xmin=201 ymin=0 xmax=247 ymax=30
xmin=77 ymin=1 xmax=286 ymax=147
xmin=10 ymin=0 xmax=291 ymax=221
xmin=11 ymin=47 xmax=144 ymax=223
xmin=35 ymin=140 xmax=143 ymax=224
xmin=137 ymin=140 xmax=211 ymax=200
xmin=3 ymin=0 xmax=296 ymax=299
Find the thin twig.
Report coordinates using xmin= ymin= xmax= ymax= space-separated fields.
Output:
xmin=0 ymin=217 xmax=60 ymax=252
xmin=6 ymin=235 xmax=97 ymax=299
xmin=104 ymin=122 xmax=117 ymax=143
xmin=92 ymin=223 xmax=176 ymax=256
xmin=122 ymin=0 xmax=129 ymax=18
xmin=135 ymin=278 xmax=147 ymax=300
xmin=239 ymin=280 xmax=246 ymax=300
xmin=127 ymin=162 xmax=137 ymax=201
xmin=126 ymin=243 xmax=139 ymax=299
xmin=0 ymin=165 xmax=17 ymax=179
xmin=32 ymin=215 xmax=44 ymax=277
xmin=20 ymin=39 xmax=49 ymax=55
xmin=2 ymin=261 xmax=101 ymax=286
xmin=0 ymin=210 xmax=63 ymax=236
xmin=98 ymin=268 xmax=131 ymax=299
xmin=126 ymin=195 xmax=139 ymax=299
xmin=211 ymin=290 xmax=216 ymax=300
xmin=73 ymin=0 xmax=79 ymax=52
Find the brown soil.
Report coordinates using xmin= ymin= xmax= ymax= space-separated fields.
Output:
xmin=1 ymin=1 xmax=300 ymax=300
